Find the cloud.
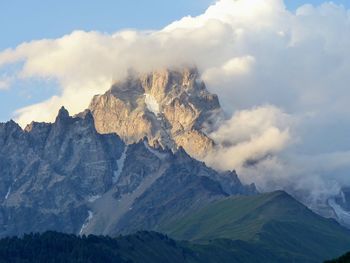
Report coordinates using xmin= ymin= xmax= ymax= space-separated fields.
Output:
xmin=204 ymin=105 xmax=292 ymax=169
xmin=0 ymin=0 xmax=293 ymax=125
xmin=1 ymin=0 xmax=350 ymax=213
xmin=237 ymin=151 xmax=350 ymax=212
xmin=202 ymin=56 xmax=256 ymax=85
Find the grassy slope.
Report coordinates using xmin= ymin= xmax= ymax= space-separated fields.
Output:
xmin=160 ymin=191 xmax=350 ymax=262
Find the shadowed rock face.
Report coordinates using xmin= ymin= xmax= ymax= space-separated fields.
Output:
xmin=89 ymin=67 xmax=223 ymax=159
xmin=0 ymin=108 xmax=254 ymax=238
xmin=0 ymin=108 xmax=125 ymax=236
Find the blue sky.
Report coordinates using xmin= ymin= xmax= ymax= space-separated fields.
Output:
xmin=1 ymin=0 xmax=348 ymax=50
xmin=0 ymin=0 xmax=349 ymax=122
xmin=285 ymin=0 xmax=349 ymax=10
xmin=0 ymin=0 xmax=212 ymax=50
xmin=0 ymin=0 xmax=211 ymax=121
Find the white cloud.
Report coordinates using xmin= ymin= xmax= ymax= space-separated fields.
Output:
xmin=0 ymin=0 xmax=294 ymax=125
xmin=204 ymin=105 xmax=292 ymax=169
xmin=202 ymin=56 xmax=256 ymax=85
xmin=238 ymin=151 xmax=350 ymax=212
xmin=164 ymin=0 xmax=288 ymax=31
xmin=0 ymin=0 xmax=350 ymax=213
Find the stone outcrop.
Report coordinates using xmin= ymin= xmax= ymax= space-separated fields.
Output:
xmin=89 ymin=68 xmax=223 ymax=159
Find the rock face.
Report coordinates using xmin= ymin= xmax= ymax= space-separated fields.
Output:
xmin=113 ymin=148 xmax=255 ymax=236
xmin=89 ymin=68 xmax=222 ymax=159
xmin=0 ymin=108 xmax=255 ymax=237
xmin=0 ymin=108 xmax=125 ymax=236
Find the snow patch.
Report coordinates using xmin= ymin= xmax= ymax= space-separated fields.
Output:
xmin=143 ymin=141 xmax=167 ymax=159
xmin=145 ymin=94 xmax=160 ymax=115
xmin=88 ymin=195 xmax=101 ymax=203
xmin=79 ymin=210 xmax=93 ymax=235
xmin=5 ymin=186 xmax=11 ymax=200
xmin=328 ymin=198 xmax=350 ymax=226
xmin=113 ymin=146 xmax=128 ymax=184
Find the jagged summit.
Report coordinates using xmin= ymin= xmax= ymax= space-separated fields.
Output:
xmin=89 ymin=67 xmax=223 ymax=159
xmin=24 ymin=107 xmax=95 ymax=133
xmin=0 ymin=108 xmax=253 ymax=237
xmin=0 ymin=119 xmax=21 ymax=132
xmin=57 ymin=106 xmax=69 ymax=118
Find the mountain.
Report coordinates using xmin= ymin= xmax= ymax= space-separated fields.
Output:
xmin=89 ymin=68 xmax=222 ymax=159
xmin=0 ymin=108 xmax=123 ymax=236
xmin=1 ymin=190 xmax=349 ymax=263
xmin=2 ymin=66 xmax=350 ymax=262
xmin=88 ymin=67 xmax=350 ymax=230
xmin=0 ymin=108 xmax=253 ymax=237
xmin=161 ymin=191 xmax=350 ymax=262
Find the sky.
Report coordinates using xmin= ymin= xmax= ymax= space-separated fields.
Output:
xmin=1 ymin=0 xmax=350 ymax=212
xmin=0 ymin=0 xmax=210 ymax=121
xmin=0 ymin=0 xmax=348 ymax=48
xmin=0 ymin=0 xmax=349 ymax=122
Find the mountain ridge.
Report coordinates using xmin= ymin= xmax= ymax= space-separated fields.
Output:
xmin=0 ymin=189 xmax=349 ymax=263
xmin=160 ymin=191 xmax=350 ymax=262
xmin=0 ymin=107 xmax=253 ymax=237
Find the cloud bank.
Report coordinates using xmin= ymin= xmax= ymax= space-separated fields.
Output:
xmin=204 ymin=105 xmax=292 ymax=169
xmin=1 ymin=0 xmax=350 ymax=213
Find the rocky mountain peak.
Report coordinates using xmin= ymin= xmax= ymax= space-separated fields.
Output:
xmin=89 ymin=67 xmax=223 ymax=159
xmin=56 ymin=106 xmax=70 ymax=121
xmin=0 ymin=120 xmax=21 ymax=133
xmin=0 ymin=107 xmax=254 ymax=237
